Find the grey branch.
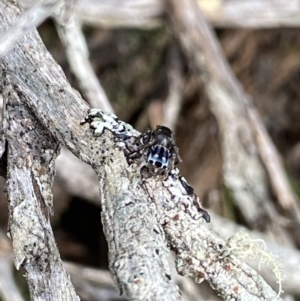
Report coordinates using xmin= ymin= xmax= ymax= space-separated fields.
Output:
xmin=0 ymin=0 xmax=285 ymax=300
xmin=162 ymin=44 xmax=184 ymax=131
xmin=0 ymin=1 xmax=180 ymax=299
xmin=247 ymin=108 xmax=300 ymax=218
xmin=75 ymin=0 xmax=164 ymax=29
xmin=55 ymin=16 xmax=113 ymax=112
xmin=166 ymin=0 xmax=300 ymax=235
xmin=63 ymin=261 xmax=125 ymax=301
xmin=54 ymin=152 xmax=300 ymax=298
xmin=0 ymin=0 xmax=61 ymax=56
xmin=211 ymin=212 xmax=300 ymax=297
xmin=74 ymin=0 xmax=300 ymax=29
xmin=1 ymin=62 xmax=79 ymax=300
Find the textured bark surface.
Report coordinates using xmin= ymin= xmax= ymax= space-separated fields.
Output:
xmin=1 ymin=63 xmax=79 ymax=300
xmin=55 ymin=16 xmax=112 ymax=111
xmin=100 ymin=149 xmax=180 ymax=300
xmin=0 ymin=1 xmax=181 ymax=300
xmin=166 ymin=0 xmax=271 ymax=226
xmin=74 ymin=0 xmax=300 ymax=29
xmin=166 ymin=0 xmax=300 ymax=234
xmin=0 ymin=0 xmax=286 ymax=300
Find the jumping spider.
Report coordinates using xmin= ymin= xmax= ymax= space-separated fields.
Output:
xmin=127 ymin=125 xmax=182 ymax=179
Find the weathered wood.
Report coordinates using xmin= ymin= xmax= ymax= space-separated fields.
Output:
xmin=0 ymin=0 xmax=61 ymax=56
xmin=0 ymin=1 xmax=181 ymax=300
xmin=54 ymin=16 xmax=113 ymax=111
xmin=0 ymin=0 xmax=285 ymax=300
xmin=162 ymin=44 xmax=184 ymax=131
xmin=74 ymin=0 xmax=163 ymax=29
xmin=144 ymin=177 xmax=281 ymax=300
xmin=74 ymin=0 xmax=300 ymax=29
xmin=1 ymin=64 xmax=79 ymax=300
xmin=211 ymin=212 xmax=300 ymax=297
xmin=166 ymin=0 xmax=300 ymax=235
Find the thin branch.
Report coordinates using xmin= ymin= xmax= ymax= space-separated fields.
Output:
xmin=0 ymin=0 xmax=61 ymax=56
xmin=143 ymin=177 xmax=281 ymax=300
xmin=0 ymin=98 xmax=99 ymax=205
xmin=247 ymin=108 xmax=300 ymax=218
xmin=197 ymin=0 xmax=300 ymax=28
xmin=73 ymin=0 xmax=300 ymax=29
xmin=55 ymin=147 xmax=101 ymax=204
xmin=166 ymin=0 xmax=300 ymax=239
xmin=211 ymin=212 xmax=300 ymax=297
xmin=1 ymin=67 xmax=79 ymax=300
xmin=74 ymin=0 xmax=164 ymax=29
xmin=12 ymin=0 xmax=300 ymax=39
xmin=0 ymin=2 xmax=181 ymax=299
xmin=0 ymin=1 xmax=285 ymax=300
xmin=0 ymin=226 xmax=121 ymax=301
xmin=64 ymin=262 xmax=126 ymax=301
xmin=54 ymin=16 xmax=113 ymax=112
xmin=64 ymin=261 xmax=116 ymax=288
xmin=162 ymin=44 xmax=184 ymax=131
xmin=54 ymin=154 xmax=300 ymax=298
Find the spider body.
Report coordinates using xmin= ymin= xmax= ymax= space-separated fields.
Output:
xmin=147 ymin=126 xmax=177 ymax=169
xmin=81 ymin=109 xmax=210 ymax=223
xmin=148 ymin=144 xmax=170 ymax=169
xmin=129 ymin=125 xmax=181 ymax=179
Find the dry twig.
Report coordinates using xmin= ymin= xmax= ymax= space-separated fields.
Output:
xmin=0 ymin=2 xmax=180 ymax=299
xmin=55 ymin=16 xmax=113 ymax=112
xmin=0 ymin=0 xmax=61 ymax=56
xmin=73 ymin=0 xmax=300 ymax=29
xmin=162 ymin=44 xmax=184 ymax=131
xmin=74 ymin=0 xmax=163 ymax=29
xmin=2 ymin=62 xmax=79 ymax=300
xmin=166 ymin=0 xmax=300 ymax=235
xmin=247 ymin=108 xmax=300 ymax=218
xmin=0 ymin=0 xmax=287 ymax=300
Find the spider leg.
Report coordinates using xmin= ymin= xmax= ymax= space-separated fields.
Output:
xmin=127 ymin=132 xmax=156 ymax=159
xmin=172 ymin=143 xmax=182 ymax=164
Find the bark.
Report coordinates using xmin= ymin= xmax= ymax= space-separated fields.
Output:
xmin=1 ymin=61 xmax=79 ymax=300
xmin=54 ymin=16 xmax=113 ymax=111
xmin=0 ymin=0 xmax=285 ymax=300
xmin=211 ymin=212 xmax=300 ymax=297
xmin=0 ymin=0 xmax=61 ymax=56
xmin=166 ymin=0 xmax=300 ymax=238
xmin=0 ymin=1 xmax=180 ymax=300
xmin=73 ymin=0 xmax=300 ymax=29
xmin=162 ymin=44 xmax=184 ymax=131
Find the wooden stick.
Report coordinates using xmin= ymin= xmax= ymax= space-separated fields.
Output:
xmin=55 ymin=16 xmax=113 ymax=112
xmin=0 ymin=1 xmax=286 ymax=300
xmin=166 ymin=0 xmax=300 ymax=234
xmin=74 ymin=0 xmax=300 ymax=29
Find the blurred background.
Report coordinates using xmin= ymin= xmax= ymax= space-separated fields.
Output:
xmin=1 ymin=0 xmax=300 ymax=300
